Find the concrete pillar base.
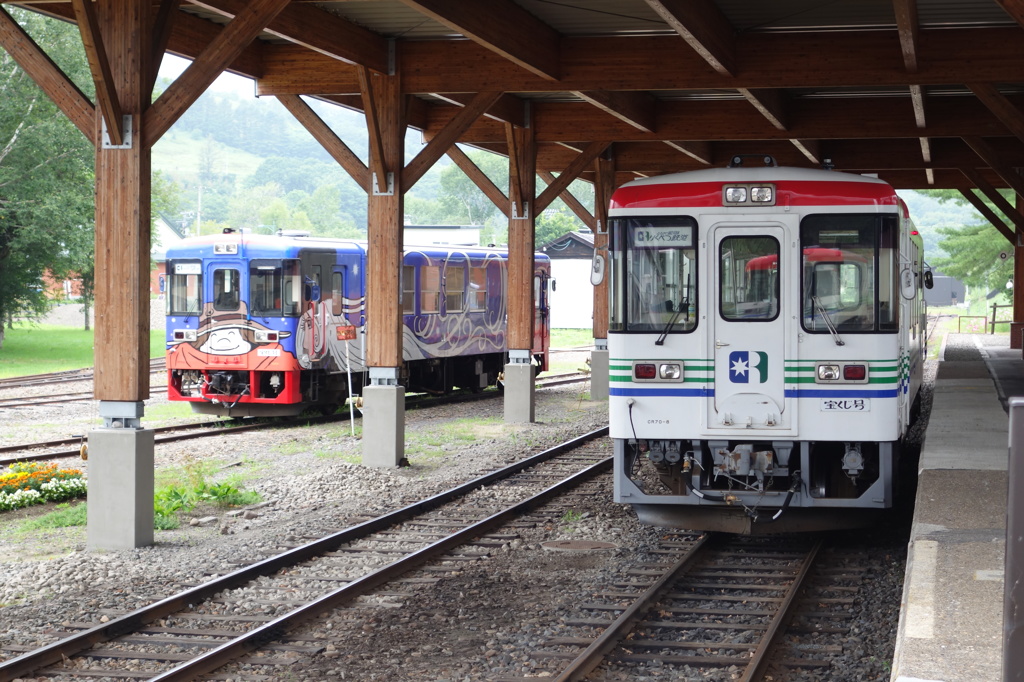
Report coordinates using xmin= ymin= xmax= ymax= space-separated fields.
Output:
xmin=590 ymin=348 xmax=610 ymax=401
xmin=361 ymin=384 xmax=405 ymax=467
xmin=503 ymin=362 xmax=536 ymax=423
xmin=86 ymin=428 xmax=154 ymax=550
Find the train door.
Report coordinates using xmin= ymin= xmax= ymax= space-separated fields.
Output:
xmin=202 ymin=259 xmax=244 ymax=364
xmin=707 ymin=224 xmax=793 ymax=432
xmin=533 ymin=270 xmax=550 ymax=370
xmin=300 ymin=250 xmax=335 ymax=364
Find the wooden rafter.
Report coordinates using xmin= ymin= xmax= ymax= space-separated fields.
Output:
xmin=643 ymin=0 xmax=735 ymax=76
xmin=445 ymin=144 xmax=509 ymax=218
xmin=506 ymin=123 xmax=526 ymax=219
xmin=993 ymin=0 xmax=1024 ymax=28
xmin=144 ymin=0 xmax=290 ymax=148
xmin=538 ymin=171 xmax=594 ymax=231
xmin=276 ymin=94 xmax=371 ymax=193
xmin=739 ymin=88 xmax=787 ymax=130
xmin=535 ymin=141 xmax=611 ymax=213
xmin=404 ymin=91 xmax=503 ymax=190
xmin=963 ymin=136 xmax=1024 ymax=198
xmin=791 ymin=139 xmax=822 ymax=166
xmin=664 ymin=141 xmax=712 ymax=165
xmin=71 ymin=0 xmax=123 ymax=145
xmin=968 ymin=83 xmax=1024 ymax=144
xmin=394 ymin=0 xmax=560 ymax=81
xmin=960 ymin=166 xmax=1024 ymax=233
xmin=0 ymin=7 xmax=95 ymax=141
xmin=148 ymin=0 xmax=182 ymax=96
xmin=958 ymin=187 xmax=1015 ymax=244
xmin=893 ymin=0 xmax=920 ymax=72
xmin=188 ymin=0 xmax=389 ymax=72
xmin=429 ymin=93 xmax=526 ymax=127
xmin=573 ymin=91 xmax=656 ymax=133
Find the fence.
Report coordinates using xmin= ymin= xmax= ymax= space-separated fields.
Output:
xmin=954 ymin=304 xmax=1013 ymax=334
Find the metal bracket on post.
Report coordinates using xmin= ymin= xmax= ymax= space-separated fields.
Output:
xmin=98 ymin=401 xmax=144 ymax=429
xmin=508 ymin=349 xmax=532 ymax=365
xmin=369 ymin=366 xmax=400 ymax=386
xmin=372 ymin=172 xmax=395 ymax=196
xmin=595 ymin=338 xmax=608 ymax=351
xmin=100 ymin=115 xmax=133 ymax=150
xmin=511 ymin=201 xmax=530 ymax=221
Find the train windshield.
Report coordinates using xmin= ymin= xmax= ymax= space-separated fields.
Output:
xmin=801 ymin=214 xmax=898 ymax=333
xmin=249 ymin=259 xmax=301 ymax=317
xmin=167 ymin=260 xmax=202 ymax=316
xmin=610 ymin=217 xmax=698 ymax=333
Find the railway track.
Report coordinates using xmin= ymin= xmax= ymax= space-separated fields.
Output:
xmin=0 ymin=359 xmax=167 ymax=391
xmin=522 ymin=533 xmax=823 ymax=681
xmin=0 ymin=428 xmax=612 ymax=681
xmin=0 ymin=373 xmax=590 ymax=466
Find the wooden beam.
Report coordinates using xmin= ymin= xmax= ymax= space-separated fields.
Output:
xmin=506 ymin=123 xmax=526 ymax=220
xmin=664 ymin=140 xmax=712 ymax=165
xmin=72 ymin=0 xmax=124 ymax=145
xmin=506 ymin=119 xmax=536 ymax=350
xmin=919 ymin=137 xmax=932 ymax=163
xmin=148 ymin=0 xmax=182 ymax=96
xmin=791 ymin=139 xmax=822 ymax=166
xmin=429 ymin=92 xmax=526 ymax=127
xmin=993 ymin=0 xmax=1024 ymax=28
xmin=968 ymin=83 xmax=1024 ymax=144
xmin=535 ymin=141 xmax=611 ymax=213
xmin=738 ymin=88 xmax=787 ymax=130
xmin=961 ymin=166 xmax=1024 ymax=233
xmin=909 ymin=84 xmax=926 ymax=128
xmin=187 ymin=0 xmax=389 ymax=72
xmin=276 ymin=94 xmax=371 ymax=193
xmin=256 ymin=28 xmax=1024 ymax=96
xmin=0 ymin=6 xmax=95 ymax=141
xmin=359 ymin=65 xmax=391 ymax=193
xmin=394 ymin=0 xmax=561 ymax=81
xmin=445 ymin=144 xmax=509 ymax=218
xmin=403 ymin=90 xmax=503 ymax=191
xmin=642 ymin=0 xmax=736 ymax=76
xmin=958 ymin=188 xmax=1016 ymax=245
xmin=573 ymin=90 xmax=657 ymax=133
xmin=963 ymin=136 xmax=1024 ymax=199
xmin=143 ymin=0 xmax=290 ymax=147
xmin=538 ymin=170 xmax=594 ymax=231
xmin=893 ymin=0 xmax=920 ymax=72
xmin=592 ymin=153 xmax=616 ymax=340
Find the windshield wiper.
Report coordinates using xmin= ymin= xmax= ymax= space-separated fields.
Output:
xmin=812 ymin=296 xmax=844 ymax=346
xmin=655 ymin=298 xmax=688 ymax=346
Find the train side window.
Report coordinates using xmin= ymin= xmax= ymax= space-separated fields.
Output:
xmin=332 ymin=271 xmax=343 ymax=316
xmin=213 ymin=268 xmax=240 ymax=311
xmin=615 ymin=218 xmax=698 ymax=333
xmin=402 ymin=266 xmax=416 ymax=314
xmin=445 ymin=261 xmax=465 ymax=312
xmin=469 ymin=266 xmax=487 ymax=310
xmin=801 ymin=215 xmax=881 ymax=333
xmin=249 ymin=261 xmax=283 ymax=317
xmin=282 ymin=260 xmax=301 ymax=317
xmin=168 ymin=262 xmax=202 ymax=315
xmin=421 ymin=266 xmax=440 ymax=313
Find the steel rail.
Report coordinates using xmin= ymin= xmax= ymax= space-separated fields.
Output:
xmin=0 ymin=427 xmax=610 ymax=680
xmin=554 ymin=533 xmax=712 ymax=682
xmin=740 ymin=537 xmax=823 ymax=682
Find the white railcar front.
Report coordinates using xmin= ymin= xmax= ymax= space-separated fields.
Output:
xmin=607 ymin=160 xmax=927 ymax=533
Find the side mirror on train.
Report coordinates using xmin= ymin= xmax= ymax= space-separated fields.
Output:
xmin=591 ymin=252 xmax=606 ymax=286
xmin=900 ymin=267 xmax=916 ymax=300
xmin=924 ymin=270 xmax=934 ymax=290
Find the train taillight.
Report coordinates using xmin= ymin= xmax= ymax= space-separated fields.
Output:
xmin=843 ymin=364 xmax=867 ymax=381
xmin=173 ymin=329 xmax=197 ymax=342
xmin=634 ymin=363 xmax=657 ymax=380
xmin=255 ymin=330 xmax=279 ymax=342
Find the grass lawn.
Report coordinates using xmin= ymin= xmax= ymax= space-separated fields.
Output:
xmin=551 ymin=328 xmax=595 ymax=349
xmin=0 ymin=325 xmax=166 ymax=379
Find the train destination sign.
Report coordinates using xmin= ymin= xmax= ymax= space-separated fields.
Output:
xmin=632 ymin=225 xmax=693 ymax=247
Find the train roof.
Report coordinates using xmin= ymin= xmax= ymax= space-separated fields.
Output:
xmin=610 ymin=165 xmax=900 ymax=212
xmin=164 ymin=232 xmax=549 ymax=261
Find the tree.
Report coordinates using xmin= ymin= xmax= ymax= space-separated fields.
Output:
xmin=0 ymin=10 xmax=94 ymax=348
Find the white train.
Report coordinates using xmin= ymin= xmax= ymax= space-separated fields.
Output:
xmin=605 ymin=157 xmax=930 ymax=533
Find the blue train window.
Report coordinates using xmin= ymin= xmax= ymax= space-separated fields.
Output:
xmin=168 ymin=261 xmax=201 ymax=315
xmin=421 ymin=266 xmax=440 ymax=313
xmin=402 ymin=266 xmax=415 ymax=313
xmin=213 ymin=268 xmax=240 ymax=311
xmin=469 ymin=266 xmax=487 ymax=311
xmin=445 ymin=262 xmax=465 ymax=312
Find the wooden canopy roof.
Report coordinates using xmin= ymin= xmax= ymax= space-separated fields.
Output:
xmin=10 ymin=0 xmax=1024 ymax=196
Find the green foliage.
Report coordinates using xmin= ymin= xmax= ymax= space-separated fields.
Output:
xmin=153 ymin=457 xmax=261 ymax=530
xmin=551 ymin=328 xmax=595 ymax=348
xmin=930 ymin=222 xmax=1013 ymax=295
xmin=15 ymin=502 xmax=87 ymax=533
xmin=0 ymin=325 xmax=165 ymax=378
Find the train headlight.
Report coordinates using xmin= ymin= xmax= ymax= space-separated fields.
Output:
xmin=172 ymin=329 xmax=197 ymax=342
xmin=817 ymin=364 xmax=841 ymax=381
xmin=214 ymin=243 xmax=238 ymax=254
xmin=255 ymin=330 xmax=279 ymax=342
xmin=750 ymin=186 xmax=774 ymax=202
xmin=724 ymin=186 xmax=747 ymax=203
xmin=660 ymin=363 xmax=681 ymax=380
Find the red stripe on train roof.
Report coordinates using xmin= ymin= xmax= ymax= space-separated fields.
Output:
xmin=610 ymin=180 xmax=899 ymax=210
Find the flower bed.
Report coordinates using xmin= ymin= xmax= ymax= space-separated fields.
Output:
xmin=0 ymin=462 xmax=87 ymax=512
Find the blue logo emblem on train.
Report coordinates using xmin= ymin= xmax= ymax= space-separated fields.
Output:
xmin=729 ymin=351 xmax=769 ymax=384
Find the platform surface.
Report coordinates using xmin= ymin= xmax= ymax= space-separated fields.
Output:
xmin=891 ymin=333 xmax=1012 ymax=682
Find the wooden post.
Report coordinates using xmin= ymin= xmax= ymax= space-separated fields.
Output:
xmin=1015 ymin=193 xmax=1024 ymax=350
xmin=590 ymin=153 xmax=615 ymax=401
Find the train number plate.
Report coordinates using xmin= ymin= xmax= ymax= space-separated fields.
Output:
xmin=819 ymin=398 xmax=870 ymax=412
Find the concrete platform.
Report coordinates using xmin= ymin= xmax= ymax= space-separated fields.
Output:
xmin=891 ymin=334 xmax=1013 ymax=682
